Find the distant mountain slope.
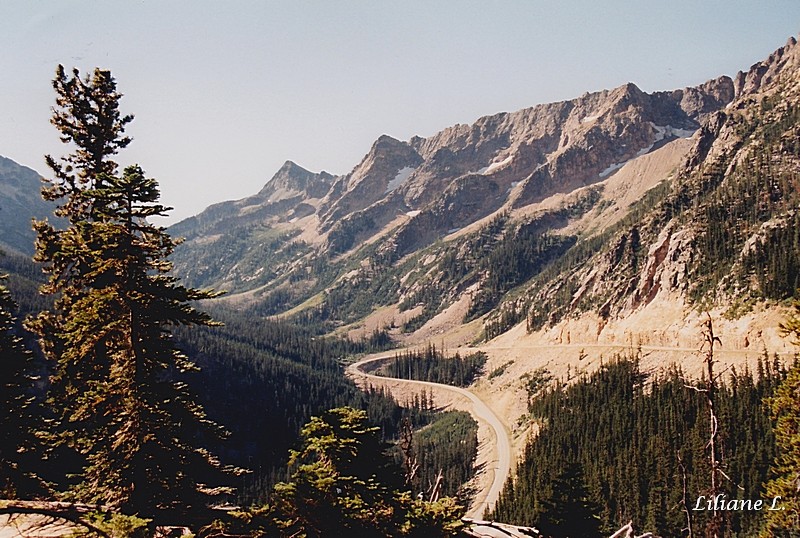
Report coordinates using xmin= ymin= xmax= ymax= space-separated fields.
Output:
xmin=170 ymin=36 xmax=800 ymax=354
xmin=0 ymin=156 xmax=53 ymax=256
xmin=511 ymin=35 xmax=800 ymax=334
xmin=171 ymin=75 xmax=732 ymax=291
xmin=169 ymin=160 xmax=334 ymax=241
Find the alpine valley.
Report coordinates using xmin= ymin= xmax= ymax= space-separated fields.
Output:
xmin=1 ymin=35 xmax=800 ymax=538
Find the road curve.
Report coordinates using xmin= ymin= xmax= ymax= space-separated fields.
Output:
xmin=346 ymin=355 xmax=512 ymax=519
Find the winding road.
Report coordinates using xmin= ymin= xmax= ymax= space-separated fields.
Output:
xmin=346 ymin=355 xmax=512 ymax=519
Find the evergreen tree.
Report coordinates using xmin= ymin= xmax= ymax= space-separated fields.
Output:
xmin=27 ymin=65 xmax=231 ymax=521
xmin=43 ymin=65 xmax=132 ymax=221
xmin=537 ymin=463 xmax=602 ymax=538
xmin=269 ymin=407 xmax=395 ymax=536
xmin=0 ymin=272 xmax=36 ymax=497
xmin=762 ymin=304 xmax=800 ymax=536
xmin=263 ymin=407 xmax=464 ymax=538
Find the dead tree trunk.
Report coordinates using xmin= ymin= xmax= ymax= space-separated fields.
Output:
xmin=701 ymin=313 xmax=722 ymax=538
xmin=399 ymin=417 xmax=419 ymax=488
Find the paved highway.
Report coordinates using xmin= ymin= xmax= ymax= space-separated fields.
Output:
xmin=347 ymin=355 xmax=512 ymax=519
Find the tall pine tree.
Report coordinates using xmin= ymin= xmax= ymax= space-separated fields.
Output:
xmin=27 ymin=65 xmax=233 ymax=521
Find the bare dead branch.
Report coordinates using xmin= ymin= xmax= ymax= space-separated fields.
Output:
xmin=677 ymin=454 xmax=693 ymax=538
xmin=717 ymin=468 xmax=746 ymax=491
xmin=0 ymin=503 xmax=111 ymax=538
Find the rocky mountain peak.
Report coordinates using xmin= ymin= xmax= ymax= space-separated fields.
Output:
xmin=344 ymin=134 xmax=421 ymax=190
xmin=171 ymin=36 xmax=800 ymax=326
xmin=277 ymin=159 xmax=311 ymax=178
xmin=675 ymin=75 xmax=735 ymax=120
xmin=734 ymin=35 xmax=800 ymax=97
xmin=358 ymin=135 xmax=419 ymax=172
xmin=257 ymin=160 xmax=333 ymax=200
xmin=373 ymin=134 xmax=406 ymax=150
xmin=684 ymin=35 xmax=800 ymax=171
xmin=612 ymin=81 xmax=645 ymax=102
xmin=317 ymin=74 xmax=742 ymax=252
xmin=318 ymin=135 xmax=422 ymax=226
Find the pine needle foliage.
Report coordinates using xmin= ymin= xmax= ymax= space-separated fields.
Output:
xmin=26 ymin=65 xmax=232 ymax=521
xmin=0 ymin=273 xmax=36 ymax=497
xmin=240 ymin=407 xmax=465 ymax=537
xmin=761 ymin=304 xmax=800 ymax=536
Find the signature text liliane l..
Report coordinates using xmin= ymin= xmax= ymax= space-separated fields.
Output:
xmin=693 ymin=494 xmax=784 ymax=511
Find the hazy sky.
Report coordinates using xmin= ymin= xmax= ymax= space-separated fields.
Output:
xmin=2 ymin=2 xmax=798 ymax=223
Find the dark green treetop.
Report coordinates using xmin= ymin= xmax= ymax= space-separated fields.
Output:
xmin=44 ymin=65 xmax=133 ymax=222
xmin=259 ymin=406 xmax=464 ymax=537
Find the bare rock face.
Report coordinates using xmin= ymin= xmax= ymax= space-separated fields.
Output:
xmin=686 ymin=36 xmax=800 ymax=174
xmin=675 ymin=76 xmax=735 ymax=120
xmin=169 ymin=160 xmax=333 ymax=239
xmin=506 ymin=82 xmax=706 ymax=208
xmin=366 ymin=78 xmax=732 ymax=252
xmin=175 ymin=73 xmax=737 ymax=254
xmin=733 ymin=36 xmax=799 ymax=97
xmin=534 ymin=34 xmax=800 ymax=327
xmin=319 ymin=135 xmax=422 ymax=229
xmin=257 ymin=160 xmax=334 ymax=201
xmin=171 ymin=36 xmax=799 ymax=321
xmin=628 ymin=225 xmax=694 ymax=311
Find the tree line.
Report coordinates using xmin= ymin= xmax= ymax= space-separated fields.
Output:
xmin=376 ymin=344 xmax=486 ymax=387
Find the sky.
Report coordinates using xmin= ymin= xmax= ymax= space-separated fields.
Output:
xmin=1 ymin=2 xmax=799 ymax=224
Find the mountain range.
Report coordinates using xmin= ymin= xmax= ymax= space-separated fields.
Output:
xmin=169 ymin=72 xmax=733 ymax=281
xmin=161 ymin=36 xmax=800 ymax=379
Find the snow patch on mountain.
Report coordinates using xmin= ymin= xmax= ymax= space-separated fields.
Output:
xmin=599 ymin=162 xmax=625 ymax=178
xmin=385 ymin=166 xmax=416 ymax=193
xmin=637 ymin=123 xmax=698 ymax=157
xmin=478 ymin=154 xmax=513 ymax=176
